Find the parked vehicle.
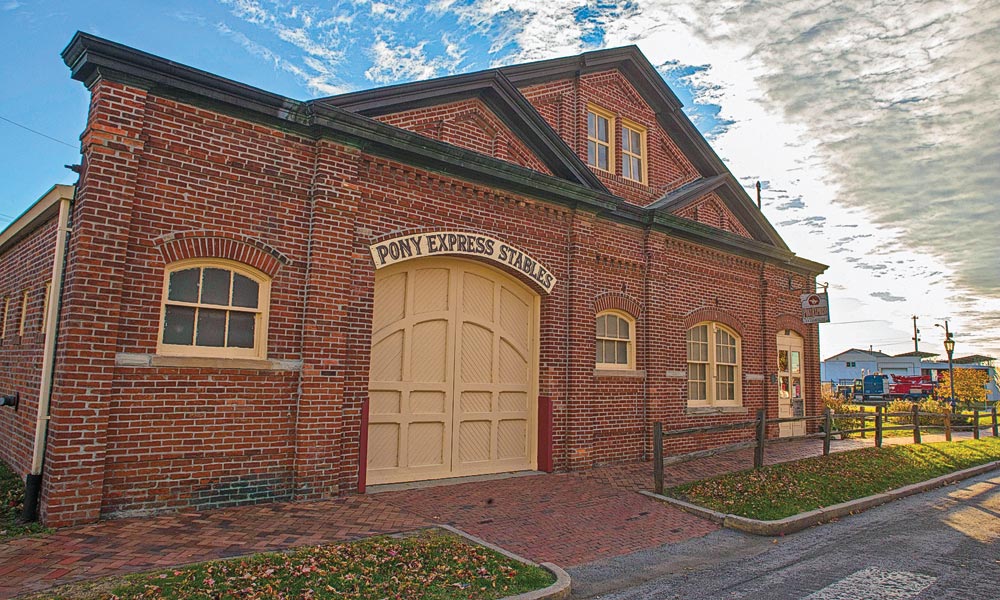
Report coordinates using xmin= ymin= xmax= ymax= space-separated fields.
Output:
xmin=853 ymin=373 xmax=935 ymax=404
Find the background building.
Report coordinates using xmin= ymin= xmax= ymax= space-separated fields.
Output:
xmin=821 ymin=349 xmax=998 ymax=401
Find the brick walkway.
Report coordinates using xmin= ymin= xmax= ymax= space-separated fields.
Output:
xmin=2 ymin=438 xmax=881 ymax=598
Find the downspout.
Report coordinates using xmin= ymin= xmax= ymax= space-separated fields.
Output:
xmin=641 ymin=227 xmax=651 ymax=460
xmin=563 ymin=208 xmax=575 ymax=470
xmin=759 ymin=260 xmax=769 ymax=429
xmin=22 ymin=195 xmax=72 ymax=522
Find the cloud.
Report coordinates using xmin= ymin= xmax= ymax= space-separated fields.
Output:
xmin=364 ymin=37 xmax=462 ymax=84
xmin=205 ymin=0 xmax=1000 ymax=357
xmin=3 ymin=1 xmax=22 ymax=9
xmin=218 ymin=0 xmax=350 ymax=95
xmin=868 ymin=292 xmax=906 ymax=302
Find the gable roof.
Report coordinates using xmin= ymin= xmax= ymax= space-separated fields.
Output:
xmin=893 ymin=351 xmax=938 ymax=358
xmin=61 ymin=32 xmax=825 ymax=276
xmin=824 ymin=348 xmax=892 ymax=361
xmin=496 ymin=47 xmax=789 ymax=250
xmin=316 ymin=70 xmax=608 ymax=193
xmin=317 ymin=46 xmax=789 ymax=249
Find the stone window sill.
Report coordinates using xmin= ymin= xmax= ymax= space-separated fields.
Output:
xmin=593 ymin=369 xmax=646 ymax=379
xmin=685 ymin=405 xmax=748 ymax=416
xmin=116 ymin=353 xmax=302 ymax=371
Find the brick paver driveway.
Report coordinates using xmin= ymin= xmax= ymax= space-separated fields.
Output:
xmin=2 ymin=438 xmax=868 ymax=598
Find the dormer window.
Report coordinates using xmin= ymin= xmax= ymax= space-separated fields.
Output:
xmin=621 ymin=120 xmax=646 ymax=183
xmin=587 ymin=105 xmax=614 ymax=172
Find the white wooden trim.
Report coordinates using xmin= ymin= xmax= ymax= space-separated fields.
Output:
xmin=156 ymin=258 xmax=270 ymax=360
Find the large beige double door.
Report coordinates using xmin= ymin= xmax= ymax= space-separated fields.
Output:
xmin=367 ymin=258 xmax=538 ymax=486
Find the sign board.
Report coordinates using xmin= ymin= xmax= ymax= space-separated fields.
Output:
xmin=801 ymin=291 xmax=830 ymax=324
xmin=370 ymin=231 xmax=557 ymax=294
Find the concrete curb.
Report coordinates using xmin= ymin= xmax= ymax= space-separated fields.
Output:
xmin=642 ymin=459 xmax=1000 ymax=536
xmin=435 ymin=524 xmax=571 ymax=599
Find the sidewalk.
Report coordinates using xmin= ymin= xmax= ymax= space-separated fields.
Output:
xmin=1 ymin=437 xmax=891 ymax=598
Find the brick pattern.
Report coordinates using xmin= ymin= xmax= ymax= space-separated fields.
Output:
xmin=593 ymin=290 xmax=643 ymax=318
xmin=374 ymin=98 xmax=554 ymax=175
xmin=153 ymin=231 xmax=289 ymax=277
xmin=0 ymin=495 xmax=430 ymax=598
xmin=0 ymin=438 xmax=875 ymax=599
xmin=520 ymin=71 xmax=701 ymax=207
xmin=674 ymin=192 xmax=754 ymax=238
xmin=1 ymin=62 xmax=821 ymax=526
xmin=0 ymin=218 xmax=57 ymax=479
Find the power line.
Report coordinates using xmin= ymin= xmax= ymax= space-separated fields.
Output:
xmin=0 ymin=114 xmax=77 ymax=149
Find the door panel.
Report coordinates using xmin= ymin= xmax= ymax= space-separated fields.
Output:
xmin=368 ymin=258 xmax=537 ymax=485
xmin=777 ymin=332 xmax=806 ymax=437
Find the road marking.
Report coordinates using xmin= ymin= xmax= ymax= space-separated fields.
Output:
xmin=806 ymin=567 xmax=936 ymax=599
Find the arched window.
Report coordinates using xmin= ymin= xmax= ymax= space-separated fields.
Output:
xmin=158 ymin=259 xmax=270 ymax=359
xmin=596 ymin=310 xmax=635 ymax=370
xmin=687 ymin=322 xmax=741 ymax=406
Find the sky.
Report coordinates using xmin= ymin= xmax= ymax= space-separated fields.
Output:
xmin=2 ymin=0 xmax=999 ymax=362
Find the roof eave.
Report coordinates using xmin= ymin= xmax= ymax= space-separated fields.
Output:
xmin=0 ymin=184 xmax=75 ymax=256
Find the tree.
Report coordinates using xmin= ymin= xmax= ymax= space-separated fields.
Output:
xmin=935 ymin=368 xmax=989 ymax=406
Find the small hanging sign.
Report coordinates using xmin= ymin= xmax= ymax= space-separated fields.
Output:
xmin=801 ymin=291 xmax=830 ymax=324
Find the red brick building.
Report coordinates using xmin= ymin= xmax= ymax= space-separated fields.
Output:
xmin=0 ymin=33 xmax=825 ymax=527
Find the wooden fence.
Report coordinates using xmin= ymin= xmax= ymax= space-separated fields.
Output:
xmin=652 ymin=405 xmax=999 ymax=495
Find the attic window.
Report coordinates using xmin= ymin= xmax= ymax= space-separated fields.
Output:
xmin=621 ymin=120 xmax=646 ymax=183
xmin=587 ymin=105 xmax=614 ymax=172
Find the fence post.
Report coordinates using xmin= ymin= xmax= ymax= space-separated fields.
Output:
xmin=875 ymin=405 xmax=883 ymax=448
xmin=860 ymin=410 xmax=867 ymax=439
xmin=992 ymin=406 xmax=998 ymax=438
xmin=653 ymin=422 xmax=663 ymax=495
xmin=944 ymin=411 xmax=952 ymax=442
xmin=912 ymin=404 xmax=921 ymax=444
xmin=973 ymin=410 xmax=980 ymax=440
xmin=754 ymin=409 xmax=766 ymax=469
xmin=823 ymin=408 xmax=832 ymax=456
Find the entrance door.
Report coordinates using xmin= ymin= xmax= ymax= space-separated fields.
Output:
xmin=777 ymin=331 xmax=806 ymax=437
xmin=367 ymin=258 xmax=538 ymax=485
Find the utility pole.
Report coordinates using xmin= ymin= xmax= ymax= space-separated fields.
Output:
xmin=912 ymin=315 xmax=920 ymax=353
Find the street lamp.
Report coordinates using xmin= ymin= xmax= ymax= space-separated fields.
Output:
xmin=944 ymin=335 xmax=956 ymax=408
xmin=936 ymin=322 xmax=957 ymax=409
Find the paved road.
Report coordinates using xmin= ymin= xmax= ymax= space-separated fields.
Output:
xmin=569 ymin=472 xmax=1000 ymax=599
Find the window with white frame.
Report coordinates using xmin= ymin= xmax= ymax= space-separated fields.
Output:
xmin=687 ymin=322 xmax=742 ymax=406
xmin=158 ymin=260 xmax=270 ymax=359
xmin=587 ymin=106 xmax=613 ymax=172
xmin=621 ymin=120 xmax=646 ymax=183
xmin=596 ymin=310 xmax=635 ymax=370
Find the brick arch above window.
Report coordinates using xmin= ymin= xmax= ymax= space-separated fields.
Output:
xmin=593 ymin=291 xmax=642 ymax=320
xmin=775 ymin=314 xmax=807 ymax=337
xmin=153 ymin=231 xmax=289 ymax=278
xmin=683 ymin=308 xmax=744 ymax=338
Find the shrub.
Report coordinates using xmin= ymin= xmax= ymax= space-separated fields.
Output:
xmin=917 ymin=398 xmax=951 ymax=427
xmin=886 ymin=399 xmax=917 ymax=425
xmin=823 ymin=392 xmax=867 ymax=436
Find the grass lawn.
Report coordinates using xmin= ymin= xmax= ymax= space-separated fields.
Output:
xmin=666 ymin=437 xmax=1000 ymax=521
xmin=1 ymin=460 xmax=48 ymax=540
xmin=29 ymin=529 xmax=554 ymax=600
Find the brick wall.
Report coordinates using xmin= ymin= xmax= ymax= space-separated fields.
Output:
xmin=0 ymin=218 xmax=57 ymax=478
xmin=375 ymin=99 xmax=554 ymax=176
xmin=520 ymin=71 xmax=701 ymax=207
xmin=20 ymin=62 xmax=820 ymax=526
xmin=675 ymin=192 xmax=754 ymax=238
